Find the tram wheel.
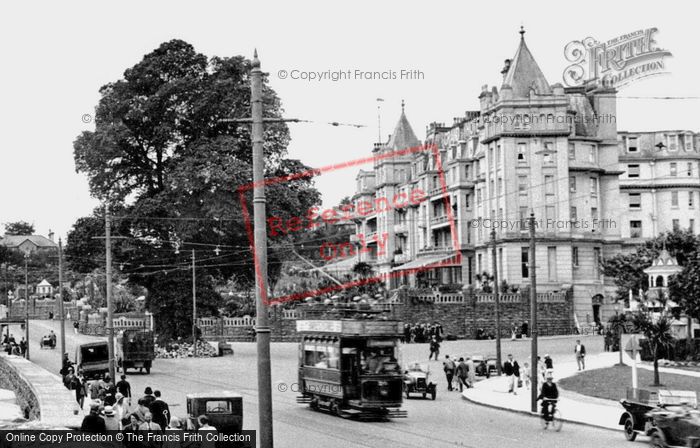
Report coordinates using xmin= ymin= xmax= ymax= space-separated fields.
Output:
xmin=330 ymin=399 xmax=341 ymax=417
xmin=309 ymin=396 xmax=319 ymax=411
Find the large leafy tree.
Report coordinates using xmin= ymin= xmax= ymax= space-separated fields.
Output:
xmin=72 ymin=40 xmax=320 ymax=339
xmin=4 ymin=221 xmax=35 ymax=235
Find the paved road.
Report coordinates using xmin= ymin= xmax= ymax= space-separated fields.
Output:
xmin=24 ymin=320 xmax=639 ymax=448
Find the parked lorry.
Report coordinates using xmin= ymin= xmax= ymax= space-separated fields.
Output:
xmin=75 ymin=341 xmax=110 ymax=380
xmin=116 ymin=329 xmax=155 ymax=374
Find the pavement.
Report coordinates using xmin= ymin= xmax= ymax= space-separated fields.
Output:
xmin=462 ymin=348 xmax=700 ymax=431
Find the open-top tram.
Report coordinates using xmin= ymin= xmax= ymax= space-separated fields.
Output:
xmin=296 ymin=317 xmax=407 ymax=420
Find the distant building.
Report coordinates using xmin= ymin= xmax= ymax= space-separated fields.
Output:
xmin=36 ymin=279 xmax=54 ymax=298
xmin=618 ymin=130 xmax=700 ymax=242
xmin=0 ymin=232 xmax=58 ymax=255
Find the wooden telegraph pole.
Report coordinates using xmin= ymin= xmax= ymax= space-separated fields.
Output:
xmin=58 ymin=239 xmax=66 ymax=357
xmin=491 ymin=229 xmax=502 ymax=375
xmin=192 ymin=249 xmax=197 ymax=358
xmin=529 ymin=212 xmax=538 ymax=413
xmin=105 ymin=205 xmax=116 ymax=381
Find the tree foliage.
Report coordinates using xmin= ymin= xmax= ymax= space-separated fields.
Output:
xmin=4 ymin=221 xmax=35 ymax=235
xmin=632 ymin=310 xmax=675 ymax=386
xmin=72 ymin=40 xmax=320 ymax=340
xmin=602 ymin=229 xmax=700 ymax=304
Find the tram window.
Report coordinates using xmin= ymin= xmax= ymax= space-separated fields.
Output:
xmin=304 ymin=349 xmax=316 ymax=366
xmin=327 ymin=346 xmax=340 ymax=369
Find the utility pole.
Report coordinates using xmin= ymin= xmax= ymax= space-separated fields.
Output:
xmin=192 ymin=249 xmax=197 ymax=358
xmin=529 ymin=212 xmax=538 ymax=413
xmin=105 ymin=205 xmax=116 ymax=381
xmin=252 ymin=49 xmax=274 ymax=448
xmin=24 ymin=254 xmax=29 ymax=360
xmin=491 ymin=229 xmax=502 ymax=375
xmin=58 ymin=239 xmax=66 ymax=357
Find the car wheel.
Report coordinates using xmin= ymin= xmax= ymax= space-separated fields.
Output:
xmin=624 ymin=418 xmax=637 ymax=441
xmin=422 ymin=392 xmax=426 ymax=398
xmin=650 ymin=431 xmax=666 ymax=448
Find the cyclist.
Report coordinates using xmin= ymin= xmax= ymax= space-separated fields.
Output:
xmin=537 ymin=372 xmax=559 ymax=424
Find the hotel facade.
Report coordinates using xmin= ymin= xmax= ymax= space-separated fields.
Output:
xmin=348 ymin=32 xmax=700 ymax=328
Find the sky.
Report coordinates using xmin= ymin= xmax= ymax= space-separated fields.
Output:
xmin=0 ymin=0 xmax=697 ymax=241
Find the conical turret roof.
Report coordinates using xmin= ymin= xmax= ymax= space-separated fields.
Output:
xmin=503 ymin=29 xmax=552 ymax=98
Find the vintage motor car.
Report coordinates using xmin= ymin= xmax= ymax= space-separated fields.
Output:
xmin=403 ymin=362 xmax=436 ymax=400
xmin=646 ymin=405 xmax=700 ymax=448
xmin=619 ymin=388 xmax=700 ymax=447
xmin=618 ymin=388 xmax=658 ymax=441
xmin=472 ymin=355 xmax=493 ymax=378
xmin=186 ymin=391 xmax=243 ymax=434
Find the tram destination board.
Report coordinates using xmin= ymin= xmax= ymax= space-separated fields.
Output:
xmin=296 ymin=320 xmax=402 ymax=336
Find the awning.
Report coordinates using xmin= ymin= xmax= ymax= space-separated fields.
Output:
xmin=392 ymin=254 xmax=460 ymax=272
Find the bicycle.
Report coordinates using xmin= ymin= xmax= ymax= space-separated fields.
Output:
xmin=540 ymin=398 xmax=563 ymax=431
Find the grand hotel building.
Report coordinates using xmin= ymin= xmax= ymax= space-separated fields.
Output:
xmin=348 ymin=31 xmax=700 ymax=327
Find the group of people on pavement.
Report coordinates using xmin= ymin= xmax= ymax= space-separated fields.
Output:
xmin=405 ymin=322 xmax=443 ymax=344
xmin=441 ymin=355 xmax=477 ymax=392
xmin=58 ymin=355 xmax=214 ymax=435
xmin=2 ymin=333 xmax=27 ymax=357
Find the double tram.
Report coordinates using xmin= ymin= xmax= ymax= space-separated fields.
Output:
xmin=296 ymin=318 xmax=406 ymax=420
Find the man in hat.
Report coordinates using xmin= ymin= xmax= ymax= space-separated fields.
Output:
xmin=428 ymin=336 xmax=440 ymax=360
xmin=142 ymin=387 xmax=156 ymax=407
xmin=103 ymin=405 xmax=120 ymax=430
xmin=81 ymin=403 xmax=107 ymax=433
xmin=537 ymin=372 xmax=560 ymax=424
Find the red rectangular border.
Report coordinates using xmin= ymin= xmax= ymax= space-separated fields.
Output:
xmin=237 ymin=143 xmax=461 ymax=305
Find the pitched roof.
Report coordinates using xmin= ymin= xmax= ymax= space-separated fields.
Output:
xmin=37 ymin=279 xmax=52 ymax=287
xmin=503 ymin=32 xmax=551 ymax=98
xmin=0 ymin=235 xmax=58 ymax=249
xmin=386 ymin=106 xmax=420 ymax=151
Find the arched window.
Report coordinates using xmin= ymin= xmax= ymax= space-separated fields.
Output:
xmin=656 ymin=275 xmax=664 ymax=287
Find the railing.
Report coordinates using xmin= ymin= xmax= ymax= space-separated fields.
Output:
xmin=476 ymin=293 xmax=521 ymax=303
xmin=430 ymin=215 xmax=450 ymax=225
xmin=433 ymin=293 xmax=464 ymax=303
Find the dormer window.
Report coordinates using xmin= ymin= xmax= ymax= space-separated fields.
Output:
xmin=667 ymin=134 xmax=679 ymax=151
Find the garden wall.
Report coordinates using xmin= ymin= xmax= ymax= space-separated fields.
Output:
xmin=0 ymin=354 xmax=83 ymax=428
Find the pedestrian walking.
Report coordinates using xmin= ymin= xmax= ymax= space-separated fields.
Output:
xmin=443 ymin=355 xmax=456 ymax=391
xmin=466 ymin=356 xmax=476 ymax=387
xmin=456 ymin=357 xmax=469 ymax=392
xmin=149 ymin=390 xmax=170 ymax=430
xmin=19 ymin=338 xmax=27 ymax=357
xmin=575 ymin=339 xmax=586 ymax=370
xmin=502 ymin=354 xmax=519 ymax=394
xmin=544 ymin=354 xmax=554 ymax=377
xmin=116 ymin=374 xmax=132 ymax=406
xmin=73 ymin=321 xmax=79 ymax=334
xmin=521 ymin=361 xmax=531 ymax=389
xmin=428 ymin=336 xmax=440 ymax=361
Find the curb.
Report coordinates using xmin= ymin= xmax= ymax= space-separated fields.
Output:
xmin=460 ymin=392 xmax=620 ymax=432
